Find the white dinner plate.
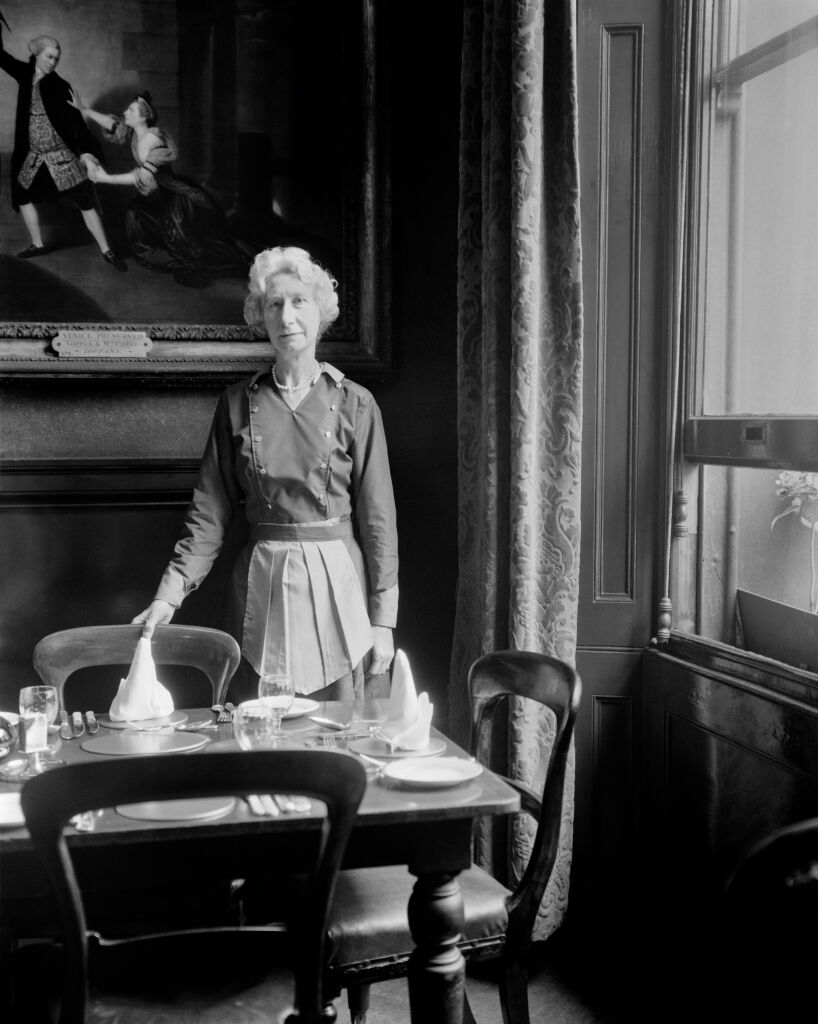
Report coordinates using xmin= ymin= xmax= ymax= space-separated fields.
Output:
xmin=98 ymin=710 xmax=189 ymax=731
xmin=0 ymin=792 xmax=25 ymax=828
xmin=80 ymin=731 xmax=209 ymax=756
xmin=282 ymin=698 xmax=320 ymax=720
xmin=348 ymin=736 xmax=447 ymax=760
xmin=116 ymin=797 xmax=236 ymax=822
xmin=382 ymin=757 xmax=483 ymax=789
xmin=0 ymin=711 xmax=20 ymax=725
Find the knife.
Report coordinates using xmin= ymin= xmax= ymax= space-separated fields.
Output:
xmin=308 ymin=715 xmax=350 ymax=730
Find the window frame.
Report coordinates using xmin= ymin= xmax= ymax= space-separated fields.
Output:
xmin=682 ymin=7 xmax=818 ymax=473
xmin=665 ymin=2 xmax=818 ymax=657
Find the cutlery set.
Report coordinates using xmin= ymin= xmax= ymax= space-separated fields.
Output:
xmin=59 ymin=710 xmax=99 ymax=739
xmin=307 ymin=716 xmax=382 ymax=743
xmin=211 ymin=703 xmax=236 ymax=724
xmin=244 ymin=794 xmax=311 ymax=817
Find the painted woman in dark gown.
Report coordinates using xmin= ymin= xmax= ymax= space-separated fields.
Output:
xmin=74 ymin=92 xmax=253 ymax=288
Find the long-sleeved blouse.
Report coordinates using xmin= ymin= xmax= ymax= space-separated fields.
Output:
xmin=154 ymin=362 xmax=398 ymax=689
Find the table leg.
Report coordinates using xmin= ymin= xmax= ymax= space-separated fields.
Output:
xmin=406 ymin=871 xmax=466 ymax=1024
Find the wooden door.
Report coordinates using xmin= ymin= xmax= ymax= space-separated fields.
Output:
xmin=572 ymin=0 xmax=669 ymax=915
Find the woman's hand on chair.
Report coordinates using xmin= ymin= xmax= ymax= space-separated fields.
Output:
xmin=367 ymin=625 xmax=394 ymax=678
xmin=131 ymin=600 xmax=175 ymax=639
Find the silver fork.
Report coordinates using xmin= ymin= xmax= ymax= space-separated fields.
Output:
xmin=212 ymin=703 xmax=235 ymax=725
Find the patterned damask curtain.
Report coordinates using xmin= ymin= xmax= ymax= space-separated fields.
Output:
xmin=450 ymin=0 xmax=583 ymax=939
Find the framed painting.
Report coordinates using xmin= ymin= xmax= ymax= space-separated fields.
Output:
xmin=0 ymin=0 xmax=391 ymax=382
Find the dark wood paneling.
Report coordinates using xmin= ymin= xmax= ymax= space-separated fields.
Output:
xmin=644 ymin=639 xmax=818 ymax=915
xmin=0 ymin=472 xmax=238 ymax=709
xmin=596 ymin=24 xmax=642 ymax=601
xmin=573 ymin=648 xmax=643 ymax=914
xmin=578 ymin=0 xmax=665 ymax=649
xmin=572 ymin=0 xmax=669 ymax=914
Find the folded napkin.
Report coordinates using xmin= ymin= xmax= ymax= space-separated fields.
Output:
xmin=379 ymin=649 xmax=433 ymax=751
xmin=109 ymin=637 xmax=175 ymax=722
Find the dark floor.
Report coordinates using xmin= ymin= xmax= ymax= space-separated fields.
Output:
xmin=12 ymin=908 xmax=736 ymax=1024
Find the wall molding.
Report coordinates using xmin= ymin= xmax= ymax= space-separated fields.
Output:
xmin=595 ymin=23 xmax=644 ymax=603
xmin=0 ymin=458 xmax=199 ymax=508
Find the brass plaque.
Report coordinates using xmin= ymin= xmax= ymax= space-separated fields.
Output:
xmin=52 ymin=331 xmax=153 ymax=358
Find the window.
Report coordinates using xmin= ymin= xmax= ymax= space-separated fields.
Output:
xmin=679 ymin=2 xmax=818 ymax=663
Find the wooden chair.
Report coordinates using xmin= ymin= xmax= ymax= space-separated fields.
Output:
xmin=324 ymin=649 xmax=581 ymax=1024
xmin=32 ymin=623 xmax=241 ymax=709
xmin=18 ymin=749 xmax=367 ymax=1024
xmin=720 ymin=817 xmax=818 ymax=1023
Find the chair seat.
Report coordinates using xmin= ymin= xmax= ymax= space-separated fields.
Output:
xmin=327 ymin=864 xmax=510 ymax=968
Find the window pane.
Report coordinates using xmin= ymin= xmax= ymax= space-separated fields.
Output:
xmin=700 ymin=4 xmax=818 ymax=416
xmin=698 ymin=465 xmax=818 ymax=657
xmin=742 ymin=0 xmax=818 ymax=49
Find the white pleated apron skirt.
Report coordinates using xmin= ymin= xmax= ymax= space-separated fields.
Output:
xmin=241 ymin=519 xmax=373 ymax=695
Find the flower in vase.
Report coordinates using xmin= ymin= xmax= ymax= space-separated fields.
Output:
xmin=771 ymin=471 xmax=818 ymax=530
xmin=771 ymin=471 xmax=818 ymax=613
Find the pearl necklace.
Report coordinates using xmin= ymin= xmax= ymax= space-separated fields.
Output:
xmin=272 ymin=361 xmax=323 ymax=392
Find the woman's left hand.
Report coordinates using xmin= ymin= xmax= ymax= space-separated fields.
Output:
xmin=367 ymin=625 xmax=394 ymax=678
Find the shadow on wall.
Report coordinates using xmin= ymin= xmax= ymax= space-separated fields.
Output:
xmin=0 ymin=255 xmax=110 ymax=321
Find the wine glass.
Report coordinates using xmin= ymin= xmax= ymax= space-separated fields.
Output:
xmin=257 ymin=673 xmax=295 ymax=737
xmin=232 ymin=700 xmax=280 ymax=751
xmin=18 ymin=685 xmax=65 ymax=776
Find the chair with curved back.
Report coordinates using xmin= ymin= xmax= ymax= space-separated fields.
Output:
xmin=18 ymin=749 xmax=367 ymax=1024
xmin=32 ymin=623 xmax=241 ymax=710
xmin=324 ymin=649 xmax=581 ymax=1024
xmin=720 ymin=817 xmax=818 ymax=1023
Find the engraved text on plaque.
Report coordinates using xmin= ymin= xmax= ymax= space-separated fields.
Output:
xmin=52 ymin=331 xmax=153 ymax=358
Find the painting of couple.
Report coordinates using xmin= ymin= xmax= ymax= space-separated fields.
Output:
xmin=0 ymin=0 xmax=353 ymax=336
xmin=0 ymin=8 xmax=253 ymax=306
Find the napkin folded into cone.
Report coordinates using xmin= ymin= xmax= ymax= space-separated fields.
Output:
xmin=108 ymin=637 xmax=174 ymax=722
xmin=379 ymin=649 xmax=433 ymax=751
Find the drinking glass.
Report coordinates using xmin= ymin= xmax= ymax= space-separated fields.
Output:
xmin=232 ymin=700 xmax=280 ymax=751
xmin=18 ymin=685 xmax=65 ymax=775
xmin=257 ymin=673 xmax=295 ymax=736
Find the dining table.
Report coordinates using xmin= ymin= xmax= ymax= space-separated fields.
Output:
xmin=0 ymin=698 xmax=520 ymax=1024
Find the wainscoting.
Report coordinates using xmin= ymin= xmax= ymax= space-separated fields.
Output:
xmin=643 ymin=633 xmax=818 ymax=917
xmin=0 ymin=458 xmax=239 ymax=709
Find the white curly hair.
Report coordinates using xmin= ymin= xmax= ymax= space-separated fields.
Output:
xmin=243 ymin=246 xmax=340 ymax=339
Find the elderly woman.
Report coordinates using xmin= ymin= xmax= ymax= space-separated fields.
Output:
xmin=0 ymin=26 xmax=124 ymax=269
xmin=73 ymin=91 xmax=252 ymax=288
xmin=133 ymin=246 xmax=398 ymax=700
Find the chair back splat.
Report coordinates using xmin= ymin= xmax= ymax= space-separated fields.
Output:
xmin=468 ymin=650 xmax=581 ymax=956
xmin=32 ymin=623 xmax=241 ymax=708
xmin=21 ymin=750 xmax=366 ymax=1024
